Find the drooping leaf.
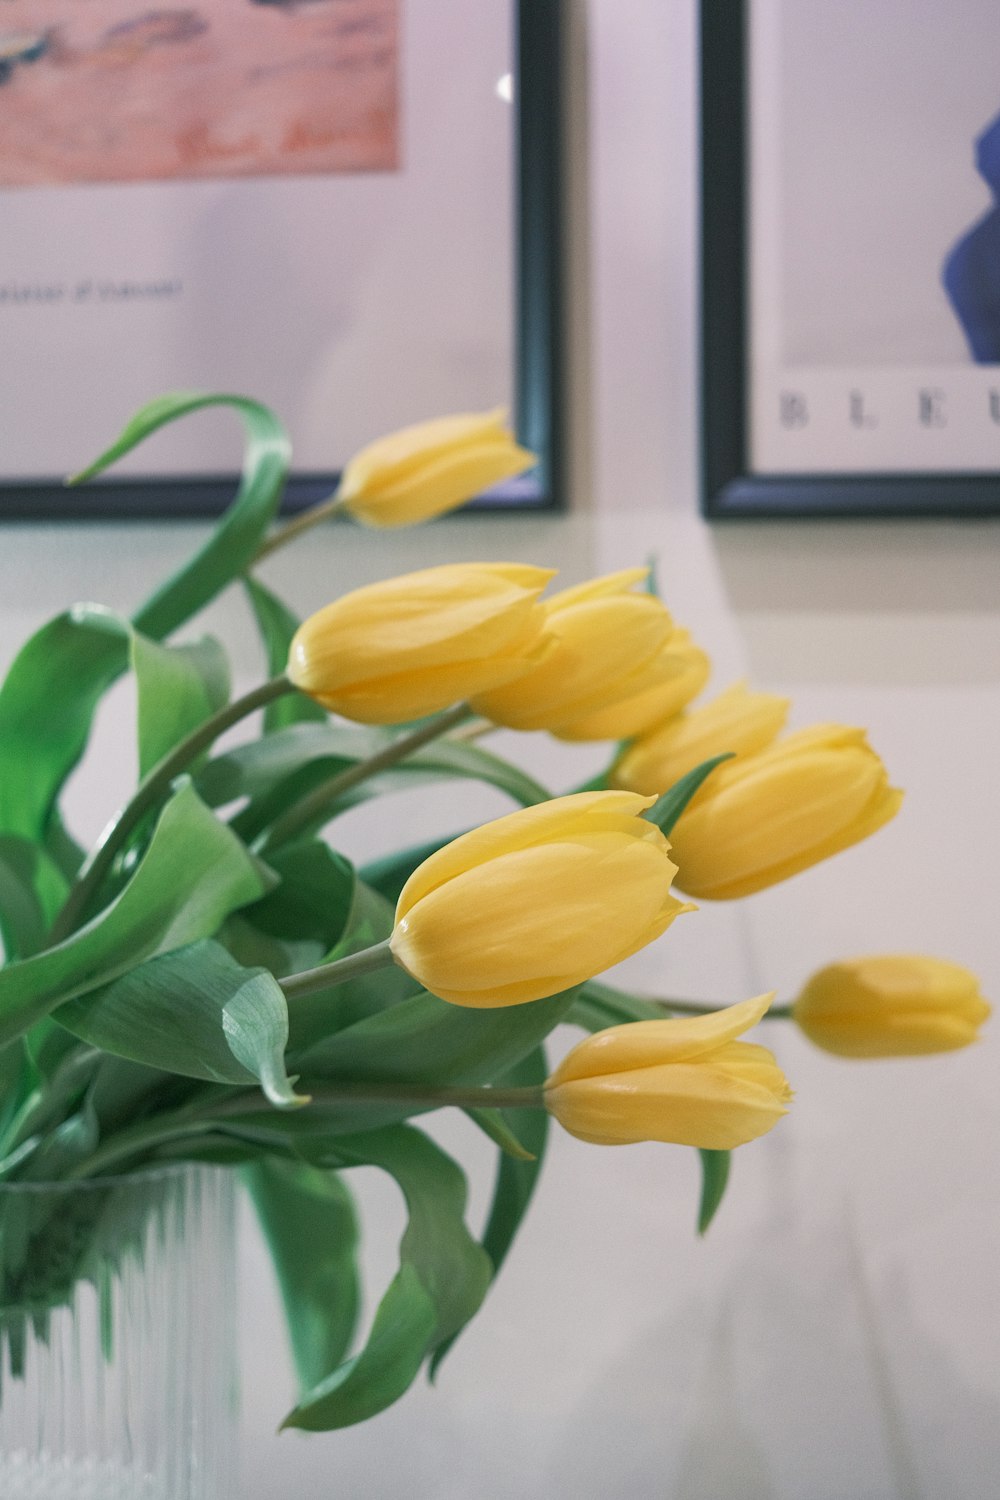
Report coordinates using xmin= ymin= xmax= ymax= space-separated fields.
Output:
xmin=72 ymin=393 xmax=292 ymax=641
xmin=246 ymin=1159 xmax=360 ymax=1392
xmin=697 ymin=1149 xmax=732 ymax=1235
xmin=645 ymin=753 xmax=734 ymax=837
xmin=242 ymin=577 xmax=328 ymax=734
xmin=0 ymin=782 xmax=271 ymax=1049
xmin=282 ymin=1125 xmax=492 ymax=1431
xmin=57 ymin=939 xmax=303 ymax=1109
xmin=132 ymin=633 xmax=230 ymax=777
xmin=430 ymin=1046 xmax=550 ymax=1379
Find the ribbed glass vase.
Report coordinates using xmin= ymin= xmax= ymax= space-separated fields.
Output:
xmin=0 ymin=1163 xmax=238 ymax=1500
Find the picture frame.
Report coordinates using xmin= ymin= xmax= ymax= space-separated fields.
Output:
xmin=700 ymin=0 xmax=1000 ymax=518
xmin=0 ymin=0 xmax=564 ymax=520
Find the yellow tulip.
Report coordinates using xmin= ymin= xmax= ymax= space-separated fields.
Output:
xmin=389 ymin=791 xmax=692 ymax=1007
xmin=612 ymin=681 xmax=790 ymax=795
xmin=555 ymin=627 xmax=711 ymax=742
xmin=471 ymin=569 xmax=676 ymax=733
xmin=668 ymin=724 xmax=903 ymax=899
xmin=793 ymin=954 xmax=990 ymax=1057
xmin=338 ymin=409 xmax=536 ymax=527
xmin=544 ymin=994 xmax=791 ymax=1148
xmin=288 ymin=563 xmax=553 ymax=724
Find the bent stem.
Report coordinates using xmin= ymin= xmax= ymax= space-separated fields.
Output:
xmin=256 ymin=701 xmax=473 ymax=851
xmin=50 ymin=674 xmax=297 ymax=943
xmin=253 ymin=486 xmax=346 ymax=563
xmin=69 ymin=1077 xmax=546 ymax=1179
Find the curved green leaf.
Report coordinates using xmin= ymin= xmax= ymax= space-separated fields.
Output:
xmin=283 ymin=1125 xmax=491 ymax=1431
xmin=73 ymin=393 xmax=292 ymax=640
xmin=0 ymin=838 xmax=67 ymax=961
xmin=0 ymin=782 xmax=271 ymax=1048
xmin=430 ymin=1046 xmax=550 ymax=1379
xmin=247 ymin=1160 xmax=360 ymax=1393
xmin=133 ymin=633 xmax=230 ymax=777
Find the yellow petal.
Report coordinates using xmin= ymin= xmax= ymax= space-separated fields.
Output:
xmin=547 ymin=993 xmax=776 ymax=1085
xmin=613 ymin=682 xmax=789 ymax=797
xmin=395 ymin=790 xmax=659 ymax=920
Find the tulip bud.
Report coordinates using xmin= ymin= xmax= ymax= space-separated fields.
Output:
xmin=668 ymin=724 xmax=903 ymax=899
xmin=338 ymin=409 xmax=536 ymax=527
xmin=793 ymin=954 xmax=990 ymax=1057
xmin=554 ymin=627 xmax=712 ymax=742
xmin=544 ymin=993 xmax=791 ymax=1148
xmin=288 ymin=562 xmax=554 ymax=724
xmin=471 ymin=569 xmax=676 ymax=733
xmin=389 ymin=791 xmax=693 ymax=1007
xmin=612 ymin=681 xmax=790 ymax=794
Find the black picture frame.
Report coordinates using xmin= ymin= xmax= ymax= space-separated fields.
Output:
xmin=700 ymin=0 xmax=1000 ymax=518
xmin=1 ymin=0 xmax=564 ymax=521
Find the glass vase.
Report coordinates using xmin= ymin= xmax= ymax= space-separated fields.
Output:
xmin=0 ymin=1162 xmax=238 ymax=1500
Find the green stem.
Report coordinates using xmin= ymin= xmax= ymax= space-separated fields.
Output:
xmin=253 ymin=486 xmax=345 ymax=563
xmin=256 ymin=701 xmax=473 ymax=851
xmin=50 ymin=675 xmax=296 ymax=943
xmin=654 ymin=999 xmax=794 ymax=1020
xmin=280 ymin=939 xmax=396 ymax=1001
xmin=68 ymin=1078 xmax=546 ymax=1179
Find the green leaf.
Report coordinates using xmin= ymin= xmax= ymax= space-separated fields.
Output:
xmin=246 ymin=1159 xmax=360 ymax=1392
xmin=242 ymin=578 xmax=328 ymax=734
xmin=430 ymin=1047 xmax=550 ymax=1379
xmin=196 ymin=722 xmax=550 ymax=840
xmin=73 ymin=394 xmax=292 ymax=641
xmin=645 ymin=753 xmax=734 ymax=837
xmin=0 ymin=610 xmax=131 ymax=845
xmin=464 ymin=1108 xmax=536 ymax=1162
xmin=360 ymin=835 xmax=456 ymax=906
xmin=697 ymin=1149 xmax=732 ymax=1235
xmin=132 ymin=633 xmax=230 ymax=778
xmin=294 ymin=987 xmax=577 ymax=1135
xmin=283 ymin=1125 xmax=491 ymax=1431
xmin=57 ymin=939 xmax=302 ymax=1108
xmin=285 ymin=874 xmax=417 ymax=1056
xmin=0 ymin=837 xmax=66 ymax=961
xmin=568 ymin=978 xmax=664 ymax=1031
xmin=0 ymin=782 xmax=271 ymax=1048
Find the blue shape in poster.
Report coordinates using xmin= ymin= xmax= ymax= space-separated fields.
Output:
xmin=943 ymin=111 xmax=1000 ymax=362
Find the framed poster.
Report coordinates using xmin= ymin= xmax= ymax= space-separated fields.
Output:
xmin=0 ymin=0 xmax=563 ymax=518
xmin=701 ymin=0 xmax=1000 ymax=517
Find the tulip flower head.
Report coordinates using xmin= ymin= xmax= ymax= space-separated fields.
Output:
xmin=668 ymin=724 xmax=903 ymax=899
xmin=389 ymin=791 xmax=692 ymax=1007
xmin=287 ymin=562 xmax=554 ymax=724
xmin=613 ymin=681 xmax=790 ymax=796
xmin=555 ymin=626 xmax=712 ymax=743
xmin=545 ymin=993 xmax=791 ymax=1149
xmin=471 ymin=569 xmax=677 ymax=733
xmin=793 ymin=954 xmax=991 ymax=1057
xmin=338 ymin=409 xmax=536 ymax=527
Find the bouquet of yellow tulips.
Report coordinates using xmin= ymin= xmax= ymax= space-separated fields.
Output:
xmin=0 ymin=394 xmax=987 ymax=1433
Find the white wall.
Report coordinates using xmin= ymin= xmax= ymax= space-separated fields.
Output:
xmin=1 ymin=2 xmax=998 ymax=1494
